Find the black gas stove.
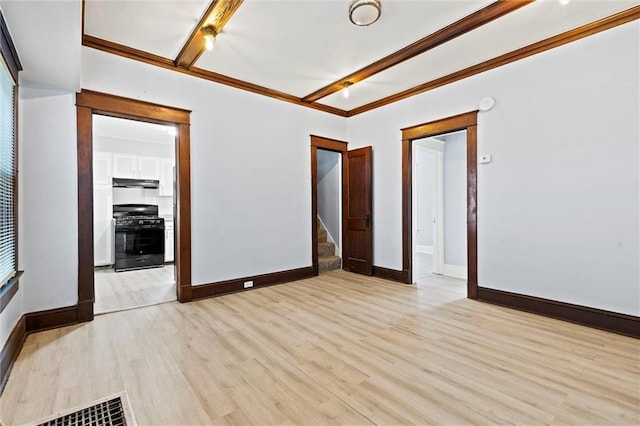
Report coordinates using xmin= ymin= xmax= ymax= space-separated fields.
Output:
xmin=113 ymin=204 xmax=165 ymax=272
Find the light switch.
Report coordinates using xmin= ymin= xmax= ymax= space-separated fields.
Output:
xmin=479 ymin=154 xmax=492 ymax=164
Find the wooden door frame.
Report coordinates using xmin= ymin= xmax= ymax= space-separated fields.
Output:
xmin=401 ymin=111 xmax=478 ymax=298
xmin=75 ymin=89 xmax=192 ymax=322
xmin=310 ymin=135 xmax=348 ymax=276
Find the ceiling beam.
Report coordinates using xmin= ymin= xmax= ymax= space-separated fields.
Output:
xmin=347 ymin=5 xmax=640 ymax=117
xmin=174 ymin=0 xmax=244 ymax=69
xmin=302 ymin=0 xmax=533 ymax=103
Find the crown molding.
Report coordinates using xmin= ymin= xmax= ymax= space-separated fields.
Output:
xmin=348 ymin=5 xmax=640 ymax=117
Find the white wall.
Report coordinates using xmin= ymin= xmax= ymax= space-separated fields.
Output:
xmin=81 ymin=48 xmax=346 ymax=285
xmin=414 ymin=147 xmax=435 ymax=247
xmin=317 ymin=149 xmax=341 ymax=252
xmin=443 ymin=131 xmax=467 ymax=267
xmin=347 ymin=21 xmax=639 ymax=316
xmin=20 ymin=88 xmax=79 ymax=312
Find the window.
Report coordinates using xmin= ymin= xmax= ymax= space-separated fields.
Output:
xmin=0 ymin=10 xmax=21 ymax=308
xmin=0 ymin=58 xmax=16 ymax=289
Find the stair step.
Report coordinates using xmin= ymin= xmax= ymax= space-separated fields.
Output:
xmin=318 ymin=241 xmax=335 ymax=257
xmin=319 ymin=255 xmax=341 ymax=273
xmin=318 ymin=228 xmax=327 ymax=243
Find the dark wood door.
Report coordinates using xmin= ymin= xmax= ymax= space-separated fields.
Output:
xmin=344 ymin=146 xmax=373 ymax=275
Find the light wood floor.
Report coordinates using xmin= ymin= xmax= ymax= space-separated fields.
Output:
xmin=94 ymin=265 xmax=176 ymax=314
xmin=2 ymin=271 xmax=638 ymax=425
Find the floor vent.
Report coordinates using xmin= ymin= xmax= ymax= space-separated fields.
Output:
xmin=26 ymin=392 xmax=136 ymax=426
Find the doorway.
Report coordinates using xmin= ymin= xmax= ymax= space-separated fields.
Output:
xmin=316 ymin=149 xmax=342 ymax=272
xmin=92 ymin=115 xmax=177 ymax=314
xmin=76 ymin=89 xmax=192 ymax=323
xmin=412 ymin=130 xmax=468 ymax=283
xmin=401 ymin=111 xmax=478 ymax=298
xmin=310 ymin=135 xmax=373 ymax=276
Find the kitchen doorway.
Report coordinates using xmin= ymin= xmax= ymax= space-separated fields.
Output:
xmin=92 ymin=116 xmax=177 ymax=314
xmin=412 ymin=130 xmax=468 ymax=283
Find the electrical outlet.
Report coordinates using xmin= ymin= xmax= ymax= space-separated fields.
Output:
xmin=243 ymin=280 xmax=253 ymax=288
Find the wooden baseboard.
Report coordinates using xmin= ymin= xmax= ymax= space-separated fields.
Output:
xmin=1 ymin=315 xmax=26 ymax=395
xmin=192 ymin=266 xmax=314 ymax=300
xmin=477 ymin=287 xmax=640 ymax=338
xmin=25 ymin=305 xmax=79 ymax=333
xmin=372 ymin=266 xmax=410 ymax=283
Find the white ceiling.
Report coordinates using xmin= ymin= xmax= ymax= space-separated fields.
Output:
xmin=0 ymin=0 xmax=82 ymax=91
xmin=194 ymin=0 xmax=493 ymax=97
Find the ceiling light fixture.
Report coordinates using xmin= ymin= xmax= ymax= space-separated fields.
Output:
xmin=202 ymin=26 xmax=217 ymax=51
xmin=558 ymin=0 xmax=570 ymax=5
xmin=349 ymin=0 xmax=382 ymax=26
xmin=342 ymin=82 xmax=352 ymax=99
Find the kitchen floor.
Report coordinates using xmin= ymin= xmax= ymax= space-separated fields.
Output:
xmin=94 ymin=264 xmax=176 ymax=314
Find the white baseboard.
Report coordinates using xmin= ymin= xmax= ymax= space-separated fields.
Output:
xmin=444 ymin=264 xmax=467 ymax=280
xmin=416 ymin=245 xmax=433 ymax=254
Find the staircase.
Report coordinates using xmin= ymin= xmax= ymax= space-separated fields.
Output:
xmin=317 ymin=218 xmax=341 ymax=273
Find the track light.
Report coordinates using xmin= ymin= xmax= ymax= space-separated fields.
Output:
xmin=342 ymin=82 xmax=352 ymax=99
xmin=202 ymin=26 xmax=217 ymax=51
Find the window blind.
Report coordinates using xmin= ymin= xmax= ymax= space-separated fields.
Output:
xmin=0 ymin=59 xmax=15 ymax=287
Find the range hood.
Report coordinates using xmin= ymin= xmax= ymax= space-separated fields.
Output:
xmin=112 ymin=178 xmax=160 ymax=189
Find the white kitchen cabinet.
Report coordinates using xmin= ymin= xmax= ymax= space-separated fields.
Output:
xmin=159 ymin=159 xmax=175 ymax=197
xmin=164 ymin=219 xmax=174 ymax=263
xmin=113 ymin=154 xmax=160 ymax=180
xmin=93 ymin=184 xmax=113 ymax=266
xmin=113 ymin=154 xmax=137 ymax=178
xmin=138 ymin=156 xmax=160 ymax=180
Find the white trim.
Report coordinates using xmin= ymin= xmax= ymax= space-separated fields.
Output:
xmin=433 ymin=150 xmax=444 ymax=275
xmin=443 ymin=264 xmax=468 ymax=280
xmin=416 ymin=245 xmax=433 ymax=254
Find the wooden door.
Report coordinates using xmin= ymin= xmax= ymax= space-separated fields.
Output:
xmin=344 ymin=146 xmax=373 ymax=275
